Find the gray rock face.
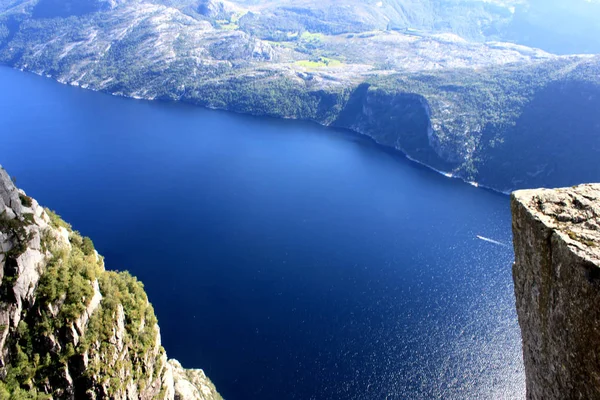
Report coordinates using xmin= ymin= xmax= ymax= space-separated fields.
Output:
xmin=197 ymin=0 xmax=239 ymax=19
xmin=170 ymin=359 xmax=221 ymax=400
xmin=0 ymin=167 xmax=51 ymax=368
xmin=0 ymin=165 xmax=222 ymax=399
xmin=512 ymin=184 xmax=600 ymax=399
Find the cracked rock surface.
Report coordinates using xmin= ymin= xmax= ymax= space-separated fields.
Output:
xmin=511 ymin=184 xmax=600 ymax=400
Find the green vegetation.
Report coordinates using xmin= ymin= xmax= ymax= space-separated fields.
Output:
xmin=188 ymin=73 xmax=351 ymax=124
xmin=1 ymin=211 xmax=164 ymax=397
xmin=215 ymin=10 xmax=247 ymax=31
xmin=1 ymin=0 xmax=599 ymax=191
xmin=80 ymin=270 xmax=160 ymax=390
xmin=0 ymin=211 xmax=33 ymax=259
xmin=358 ymin=57 xmax=600 ymax=187
xmin=44 ymin=209 xmax=70 ymax=230
xmin=0 ymin=222 xmax=101 ymax=397
xmin=35 ymin=233 xmax=101 ymax=325
xmin=18 ymin=194 xmax=32 ymax=208
xmin=295 ymin=56 xmax=342 ymax=69
xmin=299 ymin=31 xmax=323 ymax=42
xmin=567 ymin=230 xmax=578 ymax=241
xmin=21 ymin=213 xmax=34 ymax=225
xmin=215 ymin=19 xmax=238 ymax=31
xmin=81 ymin=236 xmax=95 ymax=256
xmin=566 ymin=230 xmax=597 ymax=248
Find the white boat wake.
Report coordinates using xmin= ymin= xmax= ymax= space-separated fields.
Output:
xmin=477 ymin=235 xmax=508 ymax=247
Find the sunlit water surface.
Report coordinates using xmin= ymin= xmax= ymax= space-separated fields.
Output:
xmin=0 ymin=67 xmax=524 ymax=399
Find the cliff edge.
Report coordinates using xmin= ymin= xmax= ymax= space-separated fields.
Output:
xmin=512 ymin=184 xmax=600 ymax=399
xmin=0 ymin=165 xmax=222 ymax=399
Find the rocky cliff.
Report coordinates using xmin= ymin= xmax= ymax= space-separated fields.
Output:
xmin=342 ymin=63 xmax=600 ymax=192
xmin=2 ymin=0 xmax=600 ymax=192
xmin=0 ymin=166 xmax=222 ymax=399
xmin=512 ymin=185 xmax=600 ymax=399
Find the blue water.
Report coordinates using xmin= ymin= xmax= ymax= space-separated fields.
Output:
xmin=0 ymin=66 xmax=524 ymax=399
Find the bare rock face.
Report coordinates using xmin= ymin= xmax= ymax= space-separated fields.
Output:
xmin=0 ymin=167 xmax=52 ymax=368
xmin=169 ymin=359 xmax=221 ymax=400
xmin=511 ymin=184 xmax=600 ymax=399
xmin=197 ymin=0 xmax=241 ymax=19
xmin=0 ymin=165 xmax=222 ymax=399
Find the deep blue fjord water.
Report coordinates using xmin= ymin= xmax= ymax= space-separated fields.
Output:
xmin=0 ymin=66 xmax=525 ymax=399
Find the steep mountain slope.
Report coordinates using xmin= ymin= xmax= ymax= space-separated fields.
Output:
xmin=195 ymin=0 xmax=600 ymax=53
xmin=356 ymin=58 xmax=600 ymax=190
xmin=0 ymin=0 xmax=599 ymax=191
xmin=226 ymin=0 xmax=519 ymax=41
xmin=0 ymin=166 xmax=221 ymax=399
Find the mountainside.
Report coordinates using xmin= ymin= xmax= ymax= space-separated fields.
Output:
xmin=0 ymin=0 xmax=599 ymax=191
xmin=175 ymin=0 xmax=600 ymax=54
xmin=512 ymin=185 xmax=600 ymax=398
xmin=0 ymin=166 xmax=222 ymax=399
xmin=354 ymin=59 xmax=600 ymax=191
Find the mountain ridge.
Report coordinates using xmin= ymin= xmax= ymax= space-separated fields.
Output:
xmin=0 ymin=0 xmax=599 ymax=191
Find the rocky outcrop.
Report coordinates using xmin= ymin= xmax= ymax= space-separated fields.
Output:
xmin=331 ymin=85 xmax=457 ymax=175
xmin=0 ymin=165 xmax=222 ymax=399
xmin=511 ymin=184 xmax=600 ymax=399
xmin=168 ymin=360 xmax=221 ymax=400
xmin=197 ymin=0 xmax=239 ymax=20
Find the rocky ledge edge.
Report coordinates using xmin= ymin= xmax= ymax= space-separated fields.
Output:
xmin=511 ymin=184 xmax=600 ymax=399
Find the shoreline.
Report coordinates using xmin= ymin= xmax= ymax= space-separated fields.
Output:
xmin=10 ymin=64 xmax=512 ymax=196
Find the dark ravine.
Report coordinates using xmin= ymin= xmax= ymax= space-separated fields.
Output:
xmin=512 ymin=184 xmax=600 ymax=399
xmin=0 ymin=165 xmax=222 ymax=399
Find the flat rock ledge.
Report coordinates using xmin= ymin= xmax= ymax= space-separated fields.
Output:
xmin=511 ymin=184 xmax=600 ymax=400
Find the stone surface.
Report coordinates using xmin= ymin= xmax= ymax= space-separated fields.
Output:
xmin=170 ymin=359 xmax=222 ymax=400
xmin=0 ymin=164 xmax=222 ymax=399
xmin=512 ymin=184 xmax=600 ymax=400
xmin=0 ymin=166 xmax=50 ymax=366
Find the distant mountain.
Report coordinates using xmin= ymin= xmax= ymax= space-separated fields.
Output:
xmin=504 ymin=0 xmax=600 ymax=54
xmin=0 ymin=0 xmax=599 ymax=191
xmin=223 ymin=0 xmax=516 ymax=41
xmin=3 ymin=0 xmax=600 ymax=52
xmin=188 ymin=0 xmax=600 ymax=54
